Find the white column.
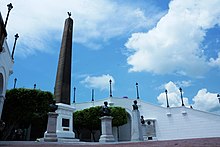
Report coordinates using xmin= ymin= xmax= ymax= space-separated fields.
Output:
xmin=44 ymin=112 xmax=58 ymax=142
xmin=131 ymin=110 xmax=143 ymax=141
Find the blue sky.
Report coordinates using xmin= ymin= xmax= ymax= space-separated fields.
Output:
xmin=1 ymin=0 xmax=220 ymax=113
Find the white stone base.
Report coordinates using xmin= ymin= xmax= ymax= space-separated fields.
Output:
xmin=99 ymin=134 xmax=115 ymax=142
xmin=99 ymin=116 xmax=115 ymax=142
xmin=55 ymin=103 xmax=79 ymax=142
xmin=142 ymin=124 xmax=148 ymax=141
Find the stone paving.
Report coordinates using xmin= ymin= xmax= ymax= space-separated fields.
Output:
xmin=1 ymin=137 xmax=220 ymax=147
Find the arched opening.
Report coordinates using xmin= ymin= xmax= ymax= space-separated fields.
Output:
xmin=117 ymin=112 xmax=131 ymax=141
xmin=0 ymin=73 xmax=3 ymax=95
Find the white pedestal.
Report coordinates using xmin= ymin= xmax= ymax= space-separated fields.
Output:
xmin=44 ymin=112 xmax=58 ymax=142
xmin=99 ymin=116 xmax=115 ymax=142
xmin=131 ymin=110 xmax=143 ymax=141
xmin=141 ymin=124 xmax=148 ymax=141
xmin=55 ymin=103 xmax=78 ymax=142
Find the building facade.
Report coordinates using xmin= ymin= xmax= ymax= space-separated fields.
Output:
xmin=0 ymin=12 xmax=14 ymax=119
xmin=73 ymin=97 xmax=220 ymax=141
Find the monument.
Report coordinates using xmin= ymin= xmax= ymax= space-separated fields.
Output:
xmin=131 ymin=100 xmax=143 ymax=141
xmin=99 ymin=101 xmax=115 ymax=142
xmin=53 ymin=13 xmax=77 ymax=142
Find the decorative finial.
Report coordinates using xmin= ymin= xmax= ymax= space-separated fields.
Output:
xmin=11 ymin=33 xmax=19 ymax=60
xmin=179 ymin=87 xmax=184 ymax=106
xmin=67 ymin=12 xmax=71 ymax=18
xmin=5 ymin=3 xmax=13 ymax=28
xmin=109 ymin=79 xmax=112 ymax=97
xmin=165 ymin=89 xmax=169 ymax=108
xmin=136 ymin=82 xmax=139 ymax=99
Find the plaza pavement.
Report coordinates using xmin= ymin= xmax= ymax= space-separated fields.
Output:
xmin=1 ymin=137 xmax=220 ymax=147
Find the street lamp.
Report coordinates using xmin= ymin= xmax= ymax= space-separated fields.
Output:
xmin=73 ymin=87 xmax=76 ymax=103
xmin=91 ymin=89 xmax=94 ymax=102
xmin=165 ymin=89 xmax=169 ymax=108
xmin=217 ymin=94 xmax=220 ymax=103
xmin=34 ymin=84 xmax=36 ymax=89
xmin=4 ymin=3 xmax=13 ymax=28
xmin=109 ymin=79 xmax=112 ymax=97
xmin=13 ymin=78 xmax=17 ymax=88
xmin=179 ymin=87 xmax=185 ymax=106
xmin=136 ymin=82 xmax=139 ymax=99
xmin=11 ymin=33 xmax=19 ymax=60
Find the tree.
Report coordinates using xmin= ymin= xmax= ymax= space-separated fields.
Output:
xmin=1 ymin=88 xmax=54 ymax=140
xmin=73 ymin=106 xmax=127 ymax=141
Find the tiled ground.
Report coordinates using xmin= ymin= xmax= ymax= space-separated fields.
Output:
xmin=1 ymin=137 xmax=220 ymax=147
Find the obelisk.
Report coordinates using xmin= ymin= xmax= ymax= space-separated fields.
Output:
xmin=54 ymin=14 xmax=73 ymax=105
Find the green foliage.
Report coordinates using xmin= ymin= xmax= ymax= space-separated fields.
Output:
xmin=1 ymin=88 xmax=54 ymax=140
xmin=73 ymin=105 xmax=127 ymax=139
xmin=110 ymin=107 xmax=127 ymax=127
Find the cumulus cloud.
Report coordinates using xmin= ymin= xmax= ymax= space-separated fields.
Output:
xmin=125 ymin=0 xmax=220 ymax=77
xmin=192 ymin=89 xmax=220 ymax=112
xmin=209 ymin=52 xmax=220 ymax=68
xmin=80 ymin=74 xmax=114 ymax=91
xmin=0 ymin=0 xmax=163 ymax=57
xmin=157 ymin=81 xmax=189 ymax=107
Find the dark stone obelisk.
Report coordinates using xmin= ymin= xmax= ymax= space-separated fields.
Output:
xmin=54 ymin=16 xmax=73 ymax=105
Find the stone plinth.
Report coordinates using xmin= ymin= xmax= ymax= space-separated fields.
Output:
xmin=44 ymin=112 xmax=58 ymax=142
xmin=55 ymin=103 xmax=78 ymax=142
xmin=141 ymin=124 xmax=148 ymax=141
xmin=131 ymin=110 xmax=143 ymax=141
xmin=99 ymin=116 xmax=115 ymax=142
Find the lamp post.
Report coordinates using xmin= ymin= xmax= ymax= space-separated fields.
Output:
xmin=4 ymin=3 xmax=13 ymax=28
xmin=109 ymin=79 xmax=112 ymax=97
xmin=91 ymin=89 xmax=94 ymax=102
xmin=13 ymin=78 xmax=17 ymax=89
xmin=165 ymin=89 xmax=169 ymax=108
xmin=73 ymin=87 xmax=76 ymax=103
xmin=11 ymin=33 xmax=19 ymax=60
xmin=217 ymin=94 xmax=220 ymax=103
xmin=136 ymin=82 xmax=139 ymax=99
xmin=179 ymin=87 xmax=184 ymax=106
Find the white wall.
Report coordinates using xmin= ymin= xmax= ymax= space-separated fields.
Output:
xmin=73 ymin=97 xmax=220 ymax=141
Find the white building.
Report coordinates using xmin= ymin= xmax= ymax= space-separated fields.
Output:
xmin=73 ymin=97 xmax=220 ymax=141
xmin=0 ymin=12 xmax=14 ymax=119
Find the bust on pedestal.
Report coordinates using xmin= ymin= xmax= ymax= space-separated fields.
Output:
xmin=99 ymin=101 xmax=115 ymax=142
xmin=140 ymin=115 xmax=147 ymax=141
xmin=131 ymin=100 xmax=143 ymax=141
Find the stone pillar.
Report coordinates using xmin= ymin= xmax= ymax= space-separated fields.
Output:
xmin=44 ymin=112 xmax=58 ymax=142
xmin=99 ymin=116 xmax=115 ymax=142
xmin=131 ymin=110 xmax=143 ymax=141
xmin=141 ymin=124 xmax=148 ymax=141
xmin=56 ymin=103 xmax=78 ymax=141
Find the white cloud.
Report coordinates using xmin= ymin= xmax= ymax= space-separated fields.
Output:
xmin=125 ymin=0 xmax=220 ymax=77
xmin=192 ymin=89 xmax=220 ymax=112
xmin=209 ymin=52 xmax=220 ymax=68
xmin=80 ymin=74 xmax=114 ymax=91
xmin=0 ymin=0 xmax=163 ymax=56
xmin=157 ymin=81 xmax=189 ymax=107
xmin=157 ymin=81 xmax=220 ymax=113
